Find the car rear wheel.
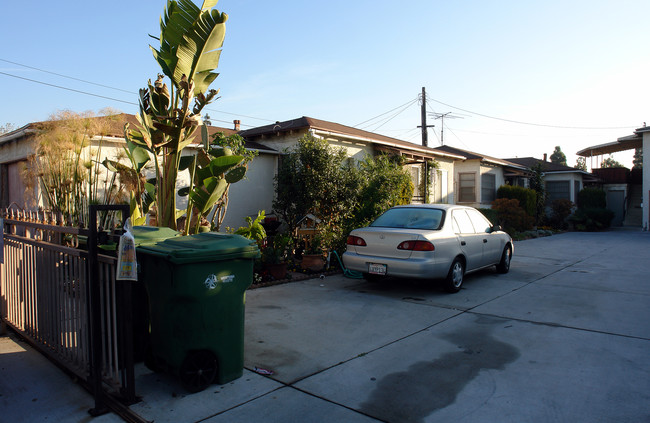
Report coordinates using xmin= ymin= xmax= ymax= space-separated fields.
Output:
xmin=496 ymin=246 xmax=512 ymax=274
xmin=444 ymin=258 xmax=464 ymax=293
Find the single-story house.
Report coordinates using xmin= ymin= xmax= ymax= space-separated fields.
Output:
xmin=1 ymin=114 xmax=469 ymax=230
xmin=504 ymin=156 xmax=598 ymax=206
xmin=238 ymin=116 xmax=466 ymax=205
xmin=0 ymin=114 xmax=279 ymax=231
xmin=427 ymin=145 xmax=530 ymax=209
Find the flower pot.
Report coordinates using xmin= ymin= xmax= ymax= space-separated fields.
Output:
xmin=264 ymin=262 xmax=288 ymax=280
xmin=300 ymin=254 xmax=325 ymax=272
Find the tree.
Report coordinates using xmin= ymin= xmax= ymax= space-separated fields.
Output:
xmin=273 ymin=134 xmax=358 ymax=252
xmin=601 ymin=157 xmax=624 ymax=168
xmin=632 ymin=148 xmax=643 ymax=170
xmin=124 ymin=0 xmax=229 ymax=230
xmin=0 ymin=123 xmax=16 ymax=135
xmin=574 ymin=156 xmax=587 ymax=171
xmin=549 ymin=146 xmax=567 ymax=166
xmin=349 ymin=154 xmax=414 ymax=230
xmin=529 ymin=163 xmax=546 ymax=224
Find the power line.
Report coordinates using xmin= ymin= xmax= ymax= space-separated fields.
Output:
xmin=0 ymin=58 xmax=135 ymax=94
xmin=0 ymin=61 xmax=273 ymax=127
xmin=366 ymin=100 xmax=417 ymax=132
xmin=427 ymin=96 xmax=636 ymax=130
xmin=354 ymin=97 xmax=418 ymax=128
xmin=0 ymin=71 xmax=137 ymax=105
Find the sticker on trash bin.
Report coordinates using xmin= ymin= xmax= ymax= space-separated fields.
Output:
xmin=204 ymin=274 xmax=235 ymax=289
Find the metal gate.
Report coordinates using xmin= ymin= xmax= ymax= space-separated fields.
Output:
xmin=1 ymin=205 xmax=146 ymax=421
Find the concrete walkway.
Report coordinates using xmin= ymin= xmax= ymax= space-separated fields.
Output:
xmin=2 ymin=229 xmax=649 ymax=422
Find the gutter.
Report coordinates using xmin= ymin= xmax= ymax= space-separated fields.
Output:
xmin=0 ymin=126 xmax=36 ymax=145
xmin=310 ymin=129 xmax=466 ymax=160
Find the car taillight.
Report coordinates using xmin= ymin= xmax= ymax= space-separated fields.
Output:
xmin=397 ymin=240 xmax=435 ymax=251
xmin=347 ymin=235 xmax=367 ymax=246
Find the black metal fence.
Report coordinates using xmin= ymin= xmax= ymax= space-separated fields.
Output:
xmin=1 ymin=205 xmax=145 ymax=421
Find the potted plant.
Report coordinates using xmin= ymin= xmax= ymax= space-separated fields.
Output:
xmin=261 ymin=232 xmax=293 ymax=279
xmin=300 ymin=234 xmax=327 ymax=272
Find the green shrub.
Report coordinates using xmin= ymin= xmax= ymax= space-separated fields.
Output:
xmin=497 ymin=185 xmax=537 ymax=217
xmin=569 ymin=207 xmax=614 ymax=231
xmin=577 ymin=188 xmax=606 ymax=209
xmin=549 ymin=199 xmax=574 ymax=230
xmin=478 ymin=208 xmax=498 ymax=225
xmin=491 ymin=198 xmax=535 ymax=234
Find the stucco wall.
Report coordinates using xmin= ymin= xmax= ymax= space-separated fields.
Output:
xmin=544 ymin=172 xmax=583 ymax=203
xmin=642 ymin=132 xmax=650 ymax=230
xmin=429 ymin=158 xmax=454 ymax=204
xmin=220 ymin=153 xmax=277 ymax=231
xmin=451 ymin=160 xmax=505 ymax=208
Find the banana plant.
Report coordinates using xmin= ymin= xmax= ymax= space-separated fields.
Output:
xmin=124 ymin=0 xmax=227 ymax=230
xmin=103 ymin=138 xmax=156 ymax=226
xmin=179 ymin=127 xmax=246 ymax=234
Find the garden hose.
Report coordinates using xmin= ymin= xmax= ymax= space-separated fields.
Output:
xmin=331 ymin=251 xmax=364 ymax=279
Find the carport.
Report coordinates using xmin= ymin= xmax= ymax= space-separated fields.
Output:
xmin=577 ymin=126 xmax=650 ymax=230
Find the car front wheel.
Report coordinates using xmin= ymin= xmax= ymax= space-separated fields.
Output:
xmin=444 ymin=258 xmax=464 ymax=293
xmin=496 ymin=246 xmax=512 ymax=274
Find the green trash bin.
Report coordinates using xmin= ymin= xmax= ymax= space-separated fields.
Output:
xmin=132 ymin=225 xmax=181 ymax=246
xmin=131 ymin=226 xmax=181 ymax=361
xmin=137 ymin=232 xmax=260 ymax=392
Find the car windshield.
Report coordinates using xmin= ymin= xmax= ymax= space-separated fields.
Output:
xmin=370 ymin=208 xmax=444 ymax=230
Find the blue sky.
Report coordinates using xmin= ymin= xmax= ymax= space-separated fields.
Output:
xmin=1 ymin=0 xmax=648 ymax=168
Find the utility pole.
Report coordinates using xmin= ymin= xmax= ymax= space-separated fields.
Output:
xmin=416 ymin=87 xmax=435 ymax=203
xmin=417 ymin=87 xmax=435 ymax=147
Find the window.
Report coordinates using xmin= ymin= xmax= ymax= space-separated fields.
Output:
xmin=481 ymin=173 xmax=496 ymax=204
xmin=467 ymin=208 xmax=492 ymax=233
xmin=546 ymin=181 xmax=570 ymax=204
xmin=458 ymin=173 xmax=476 ymax=203
xmin=371 ymin=207 xmax=444 ymax=230
xmin=452 ymin=210 xmax=475 ymax=234
xmin=410 ymin=166 xmax=422 ymax=203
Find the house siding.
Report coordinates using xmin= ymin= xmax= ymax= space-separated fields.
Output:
xmin=641 ymin=131 xmax=650 ymax=230
xmin=544 ymin=172 xmax=583 ymax=204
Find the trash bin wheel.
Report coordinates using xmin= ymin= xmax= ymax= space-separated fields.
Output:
xmin=179 ymin=350 xmax=218 ymax=393
xmin=144 ymin=346 xmax=163 ymax=373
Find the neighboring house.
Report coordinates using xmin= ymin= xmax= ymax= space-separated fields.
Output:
xmin=0 ymin=114 xmax=278 ymax=231
xmin=239 ymin=116 xmax=465 ymax=205
xmin=504 ymin=157 xmax=598 ymax=206
xmin=577 ymin=126 xmax=649 ymax=230
xmin=427 ymin=145 xmax=530 ymax=209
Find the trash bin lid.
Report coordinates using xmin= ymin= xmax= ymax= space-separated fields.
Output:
xmin=137 ymin=232 xmax=260 ymax=263
xmin=132 ymin=225 xmax=181 ymax=246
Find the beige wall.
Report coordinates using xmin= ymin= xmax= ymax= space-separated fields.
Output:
xmin=451 ymin=160 xmax=506 ymax=208
xmin=544 ymin=172 xmax=583 ymax=203
xmin=642 ymin=132 xmax=650 ymax=231
xmin=220 ymin=153 xmax=277 ymax=231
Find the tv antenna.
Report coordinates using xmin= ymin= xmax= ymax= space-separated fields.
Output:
xmin=429 ymin=111 xmax=464 ymax=145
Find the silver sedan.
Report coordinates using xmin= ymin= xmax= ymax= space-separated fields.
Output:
xmin=343 ymin=204 xmax=513 ymax=292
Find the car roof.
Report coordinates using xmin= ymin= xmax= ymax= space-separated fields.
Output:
xmin=391 ymin=204 xmax=472 ymax=211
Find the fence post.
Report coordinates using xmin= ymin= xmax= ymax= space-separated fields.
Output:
xmin=88 ymin=204 xmax=131 ymax=416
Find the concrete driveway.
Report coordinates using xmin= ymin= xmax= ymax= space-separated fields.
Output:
xmin=127 ymin=229 xmax=650 ymax=423
xmin=4 ymin=230 xmax=649 ymax=422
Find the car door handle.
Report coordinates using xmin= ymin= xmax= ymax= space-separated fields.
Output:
xmin=483 ymin=239 xmax=488 ymax=243
xmin=461 ymin=241 xmax=466 ymax=246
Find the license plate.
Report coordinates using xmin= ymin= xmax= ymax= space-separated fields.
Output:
xmin=368 ymin=263 xmax=387 ymax=275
